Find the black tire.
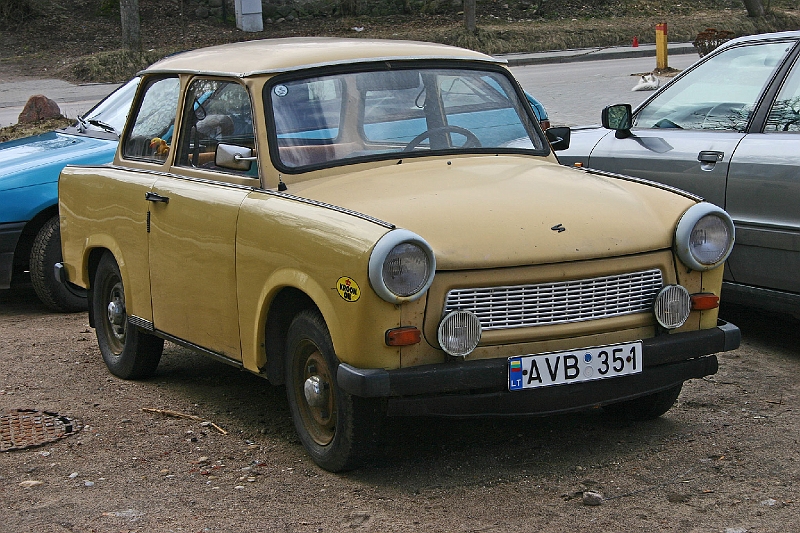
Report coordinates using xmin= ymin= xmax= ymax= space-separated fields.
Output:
xmin=30 ymin=215 xmax=87 ymax=312
xmin=603 ymin=384 xmax=683 ymax=421
xmin=285 ymin=309 xmax=382 ymax=472
xmin=93 ymin=253 xmax=163 ymax=379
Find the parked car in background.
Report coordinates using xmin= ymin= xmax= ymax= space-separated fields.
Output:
xmin=0 ymin=77 xmax=139 ymax=311
xmin=58 ymin=38 xmax=739 ymax=471
xmin=559 ymin=31 xmax=800 ymax=317
xmin=525 ymin=92 xmax=550 ymax=130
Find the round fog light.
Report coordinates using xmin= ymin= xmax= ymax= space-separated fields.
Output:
xmin=437 ymin=310 xmax=482 ymax=357
xmin=654 ymin=285 xmax=691 ymax=329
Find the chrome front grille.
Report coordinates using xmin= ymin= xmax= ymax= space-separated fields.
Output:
xmin=443 ymin=269 xmax=663 ymax=331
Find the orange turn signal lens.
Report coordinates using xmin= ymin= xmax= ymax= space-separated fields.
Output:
xmin=385 ymin=327 xmax=421 ymax=346
xmin=573 ymin=162 xmax=583 ymax=168
xmin=690 ymin=293 xmax=720 ymax=310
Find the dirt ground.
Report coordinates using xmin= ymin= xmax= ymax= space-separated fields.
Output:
xmin=1 ymin=281 xmax=798 ymax=532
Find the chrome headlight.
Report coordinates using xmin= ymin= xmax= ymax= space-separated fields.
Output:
xmin=654 ymin=285 xmax=691 ymax=329
xmin=438 ymin=310 xmax=482 ymax=357
xmin=368 ymin=229 xmax=435 ymax=303
xmin=675 ymin=203 xmax=735 ymax=271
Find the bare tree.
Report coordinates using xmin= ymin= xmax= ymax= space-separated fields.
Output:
xmin=120 ymin=0 xmax=141 ymax=51
xmin=464 ymin=0 xmax=476 ymax=32
xmin=743 ymin=0 xmax=766 ymax=17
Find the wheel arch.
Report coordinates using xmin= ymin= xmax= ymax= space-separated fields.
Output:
xmin=247 ymin=268 xmax=346 ymax=385
xmin=12 ymin=205 xmax=58 ymax=273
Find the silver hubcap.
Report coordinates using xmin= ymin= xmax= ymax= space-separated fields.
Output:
xmin=106 ymin=284 xmax=126 ymax=341
xmin=304 ymin=375 xmax=329 ymax=408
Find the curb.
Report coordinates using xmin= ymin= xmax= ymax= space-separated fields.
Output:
xmin=499 ymin=42 xmax=698 ymax=66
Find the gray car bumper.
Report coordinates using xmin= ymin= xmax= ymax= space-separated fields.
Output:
xmin=0 ymin=222 xmax=25 ymax=289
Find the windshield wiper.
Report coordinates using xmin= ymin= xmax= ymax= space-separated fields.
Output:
xmin=87 ymin=119 xmax=119 ymax=136
xmin=75 ymin=114 xmax=89 ymax=133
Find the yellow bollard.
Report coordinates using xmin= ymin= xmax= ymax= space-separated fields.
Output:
xmin=656 ymin=22 xmax=668 ymax=70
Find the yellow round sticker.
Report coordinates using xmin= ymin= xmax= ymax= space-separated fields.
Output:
xmin=336 ymin=277 xmax=361 ymax=302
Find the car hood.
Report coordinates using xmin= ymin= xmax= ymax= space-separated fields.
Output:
xmin=556 ymin=125 xmax=611 ymax=168
xmin=0 ymin=131 xmax=118 ymax=192
xmin=288 ymin=155 xmax=696 ymax=270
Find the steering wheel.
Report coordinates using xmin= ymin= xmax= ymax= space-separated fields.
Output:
xmin=702 ymin=102 xmax=746 ymax=130
xmin=403 ymin=125 xmax=481 ymax=152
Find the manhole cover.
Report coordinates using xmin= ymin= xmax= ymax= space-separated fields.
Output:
xmin=0 ymin=409 xmax=83 ymax=451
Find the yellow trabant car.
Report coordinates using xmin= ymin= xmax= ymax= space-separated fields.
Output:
xmin=58 ymin=38 xmax=740 ymax=471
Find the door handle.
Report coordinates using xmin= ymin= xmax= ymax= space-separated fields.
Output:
xmin=145 ymin=191 xmax=169 ymax=203
xmin=697 ymin=151 xmax=724 ymax=163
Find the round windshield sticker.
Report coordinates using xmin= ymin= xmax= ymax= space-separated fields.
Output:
xmin=336 ymin=277 xmax=361 ymax=302
xmin=274 ymin=85 xmax=288 ymax=97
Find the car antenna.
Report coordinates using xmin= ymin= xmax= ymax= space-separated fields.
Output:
xmin=278 ymin=174 xmax=287 ymax=191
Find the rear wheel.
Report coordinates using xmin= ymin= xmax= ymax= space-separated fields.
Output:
xmin=603 ymin=384 xmax=683 ymax=421
xmin=285 ymin=310 xmax=381 ymax=472
xmin=93 ymin=253 xmax=163 ymax=379
xmin=30 ymin=215 xmax=87 ymax=312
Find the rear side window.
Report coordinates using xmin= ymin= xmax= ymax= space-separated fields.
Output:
xmin=765 ymin=55 xmax=800 ymax=132
xmin=122 ymin=76 xmax=180 ymax=162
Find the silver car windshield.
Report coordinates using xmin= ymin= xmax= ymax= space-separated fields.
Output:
xmin=267 ymin=67 xmax=545 ymax=169
xmin=635 ymin=41 xmax=794 ymax=132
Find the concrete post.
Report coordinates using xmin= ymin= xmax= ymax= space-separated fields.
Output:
xmin=235 ymin=0 xmax=263 ymax=32
xmin=656 ymin=22 xmax=668 ymax=70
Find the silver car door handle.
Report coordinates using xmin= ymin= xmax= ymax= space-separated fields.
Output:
xmin=698 ymin=151 xmax=724 ymax=163
xmin=698 ymin=150 xmax=724 ymax=171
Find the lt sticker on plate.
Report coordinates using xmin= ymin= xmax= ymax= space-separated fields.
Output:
xmin=336 ymin=276 xmax=361 ymax=302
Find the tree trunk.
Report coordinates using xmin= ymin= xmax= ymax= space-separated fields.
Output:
xmin=743 ymin=0 xmax=765 ymax=17
xmin=340 ymin=0 xmax=358 ymax=16
xmin=464 ymin=0 xmax=476 ymax=33
xmin=120 ymin=0 xmax=141 ymax=51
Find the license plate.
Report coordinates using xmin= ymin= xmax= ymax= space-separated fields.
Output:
xmin=508 ymin=341 xmax=642 ymax=391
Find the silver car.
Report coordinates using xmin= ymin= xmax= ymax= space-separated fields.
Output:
xmin=559 ymin=31 xmax=800 ymax=317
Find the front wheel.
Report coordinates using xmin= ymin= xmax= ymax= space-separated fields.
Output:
xmin=603 ymin=384 xmax=683 ymax=421
xmin=93 ymin=253 xmax=163 ymax=379
xmin=285 ymin=310 xmax=381 ymax=472
xmin=30 ymin=215 xmax=87 ymax=312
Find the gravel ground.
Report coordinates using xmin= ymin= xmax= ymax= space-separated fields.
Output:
xmin=1 ymin=283 xmax=798 ymax=532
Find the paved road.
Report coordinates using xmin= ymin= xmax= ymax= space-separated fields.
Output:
xmin=512 ymin=53 xmax=699 ymax=126
xmin=0 ymin=78 xmax=121 ymax=127
xmin=0 ymin=43 xmax=699 ymax=128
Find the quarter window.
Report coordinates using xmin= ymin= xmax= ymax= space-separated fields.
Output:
xmin=122 ymin=76 xmax=180 ymax=162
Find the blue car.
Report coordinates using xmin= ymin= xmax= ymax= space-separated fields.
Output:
xmin=0 ymin=77 xmax=139 ymax=311
xmin=525 ymin=92 xmax=550 ymax=130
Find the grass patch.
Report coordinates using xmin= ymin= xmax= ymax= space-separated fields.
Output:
xmin=0 ymin=117 xmax=72 ymax=142
xmin=58 ymin=49 xmax=170 ymax=83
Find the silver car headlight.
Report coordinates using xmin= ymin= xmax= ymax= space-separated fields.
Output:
xmin=675 ymin=203 xmax=735 ymax=271
xmin=368 ymin=229 xmax=436 ymax=303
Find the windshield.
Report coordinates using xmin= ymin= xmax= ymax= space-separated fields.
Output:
xmin=267 ymin=66 xmax=545 ymax=170
xmin=78 ymin=77 xmax=140 ymax=136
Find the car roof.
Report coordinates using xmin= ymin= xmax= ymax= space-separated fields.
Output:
xmin=721 ymin=30 xmax=800 ymax=50
xmin=144 ymin=37 xmax=503 ymax=77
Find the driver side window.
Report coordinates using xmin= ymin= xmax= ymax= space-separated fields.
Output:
xmin=634 ymin=42 xmax=792 ymax=132
xmin=175 ymin=78 xmax=257 ymax=176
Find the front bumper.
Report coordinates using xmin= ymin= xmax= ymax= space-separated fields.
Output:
xmin=337 ymin=320 xmax=740 ymax=416
xmin=0 ymin=222 xmax=26 ymax=289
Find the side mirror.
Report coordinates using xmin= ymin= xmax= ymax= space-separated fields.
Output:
xmin=601 ymin=104 xmax=633 ymax=139
xmin=545 ymin=126 xmax=571 ymax=151
xmin=216 ymin=143 xmax=255 ymax=171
